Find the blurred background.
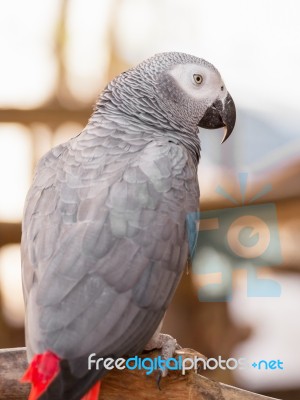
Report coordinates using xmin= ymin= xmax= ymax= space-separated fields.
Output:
xmin=0 ymin=0 xmax=299 ymax=399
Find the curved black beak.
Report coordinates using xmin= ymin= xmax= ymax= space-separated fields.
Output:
xmin=198 ymin=92 xmax=236 ymax=143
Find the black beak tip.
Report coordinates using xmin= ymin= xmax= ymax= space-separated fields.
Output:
xmin=221 ymin=128 xmax=229 ymax=144
xmin=220 ymin=93 xmax=236 ymax=144
xmin=221 ymin=122 xmax=235 ymax=144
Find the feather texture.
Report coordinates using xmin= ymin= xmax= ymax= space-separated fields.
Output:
xmin=22 ymin=123 xmax=199 ymax=366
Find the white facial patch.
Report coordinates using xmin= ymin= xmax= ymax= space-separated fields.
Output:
xmin=169 ymin=63 xmax=225 ymax=102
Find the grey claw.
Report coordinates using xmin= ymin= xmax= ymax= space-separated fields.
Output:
xmin=156 ymin=369 xmax=163 ymax=390
xmin=175 ymin=343 xmax=182 ymax=350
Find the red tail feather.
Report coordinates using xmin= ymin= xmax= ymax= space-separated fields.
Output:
xmin=21 ymin=351 xmax=60 ymax=400
xmin=81 ymin=381 xmax=101 ymax=400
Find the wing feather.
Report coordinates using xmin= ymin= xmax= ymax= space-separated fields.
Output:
xmin=22 ymin=126 xmax=199 ymax=372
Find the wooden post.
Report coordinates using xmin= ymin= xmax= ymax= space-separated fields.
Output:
xmin=0 ymin=347 xmax=279 ymax=400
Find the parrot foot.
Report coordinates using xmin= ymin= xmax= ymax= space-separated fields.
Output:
xmin=145 ymin=333 xmax=181 ymax=379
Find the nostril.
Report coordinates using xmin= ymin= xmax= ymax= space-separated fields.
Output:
xmin=221 ymin=86 xmax=224 ymax=91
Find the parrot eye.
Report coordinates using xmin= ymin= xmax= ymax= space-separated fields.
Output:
xmin=193 ymin=74 xmax=203 ymax=85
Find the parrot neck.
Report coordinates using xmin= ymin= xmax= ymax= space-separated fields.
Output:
xmin=89 ymin=89 xmax=200 ymax=167
xmin=89 ymin=104 xmax=201 ymax=167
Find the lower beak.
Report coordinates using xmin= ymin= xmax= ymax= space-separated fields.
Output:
xmin=198 ymin=92 xmax=236 ymax=143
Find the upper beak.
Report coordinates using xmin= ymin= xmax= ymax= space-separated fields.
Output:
xmin=198 ymin=92 xmax=236 ymax=143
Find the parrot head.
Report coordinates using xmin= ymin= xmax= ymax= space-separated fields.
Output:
xmin=99 ymin=52 xmax=236 ymax=143
xmin=164 ymin=54 xmax=236 ymax=143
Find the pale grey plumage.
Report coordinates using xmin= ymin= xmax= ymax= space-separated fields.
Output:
xmin=21 ymin=52 xmax=235 ymax=399
xmin=23 ymin=127 xmax=197 ymax=357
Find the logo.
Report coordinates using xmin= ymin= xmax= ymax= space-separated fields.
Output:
xmin=187 ymin=173 xmax=282 ymax=301
xmin=87 ymin=354 xmax=284 ymax=375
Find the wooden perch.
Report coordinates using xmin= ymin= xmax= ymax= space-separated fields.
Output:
xmin=0 ymin=347 xmax=279 ymax=400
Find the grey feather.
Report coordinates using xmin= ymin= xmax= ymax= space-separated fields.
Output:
xmin=22 ymin=128 xmax=199 ymax=365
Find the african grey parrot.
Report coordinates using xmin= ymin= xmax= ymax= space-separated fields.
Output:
xmin=21 ymin=52 xmax=236 ymax=400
